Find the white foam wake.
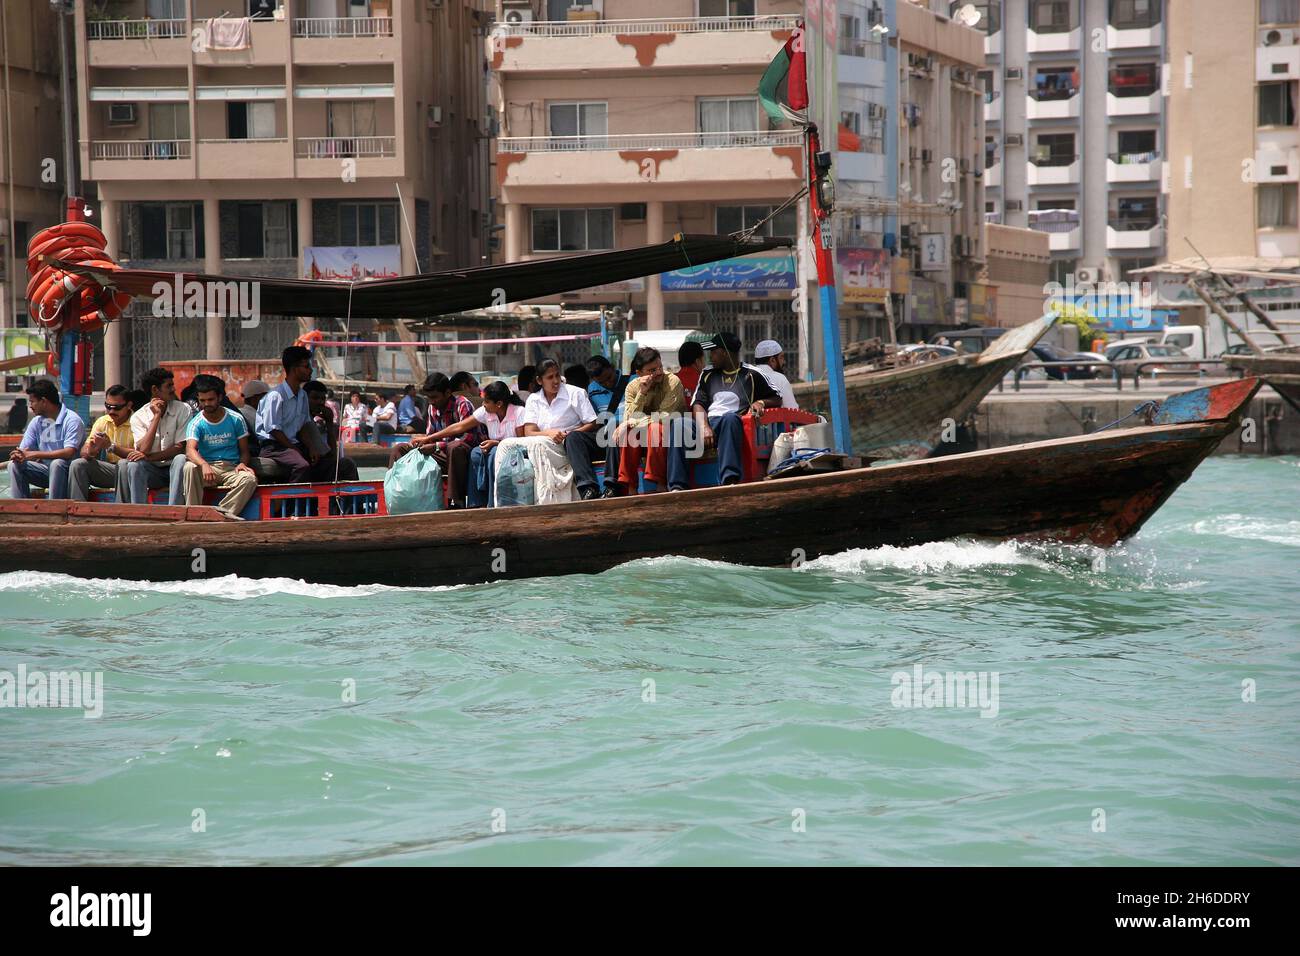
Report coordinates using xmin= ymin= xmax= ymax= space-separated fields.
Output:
xmin=0 ymin=571 xmax=466 ymax=600
xmin=1189 ymin=515 xmax=1300 ymax=548
xmin=799 ymin=539 xmax=1052 ymax=574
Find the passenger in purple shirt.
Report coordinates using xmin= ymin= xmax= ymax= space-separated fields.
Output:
xmin=8 ymin=379 xmax=86 ymax=500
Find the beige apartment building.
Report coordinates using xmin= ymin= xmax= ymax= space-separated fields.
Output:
xmin=0 ymin=1 xmax=69 ymax=332
xmin=490 ymin=0 xmax=807 ymax=368
xmin=71 ymin=0 xmax=491 ymax=386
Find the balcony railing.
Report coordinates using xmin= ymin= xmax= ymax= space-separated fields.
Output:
xmin=838 ymin=35 xmax=887 ymax=59
xmin=296 ymin=136 xmax=396 ymax=158
xmin=1110 ymin=150 xmax=1159 ymax=164
xmin=293 ymin=17 xmax=394 ymax=38
xmin=1109 ymin=78 xmax=1159 ymax=97
xmin=1030 ymin=152 xmax=1077 ymax=166
xmin=1030 ymin=85 xmax=1078 ymax=102
xmin=1109 ymin=217 xmax=1159 ymax=231
xmin=87 ymin=19 xmax=186 ymax=40
xmin=498 ymin=130 xmax=804 ymax=152
xmin=91 ymin=139 xmax=191 ymax=160
xmin=1027 ymin=209 xmax=1080 ymax=233
xmin=494 ymin=14 xmax=802 ymax=37
xmin=200 ymin=138 xmax=288 ymax=145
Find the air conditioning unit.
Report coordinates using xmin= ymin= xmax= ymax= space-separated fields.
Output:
xmin=108 ymin=103 xmax=137 ymax=126
xmin=619 ymin=203 xmax=646 ymax=221
xmin=1076 ymin=266 xmax=1100 ymax=283
xmin=502 ymin=2 xmax=534 ymax=25
xmin=1006 ymin=199 xmax=1023 ymax=211
xmin=1006 ymin=67 xmax=1023 ymax=80
xmin=1006 ymin=133 xmax=1024 ymax=146
xmin=1260 ymin=28 xmax=1299 ymax=46
xmin=921 ymin=149 xmax=933 ymax=163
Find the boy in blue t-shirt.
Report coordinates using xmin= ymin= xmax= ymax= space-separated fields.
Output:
xmin=182 ymin=375 xmax=258 ymax=519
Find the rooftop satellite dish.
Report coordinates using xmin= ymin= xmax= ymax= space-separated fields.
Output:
xmin=955 ymin=4 xmax=982 ymax=27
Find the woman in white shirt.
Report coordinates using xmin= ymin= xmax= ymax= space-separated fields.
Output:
xmin=522 ymin=358 xmax=603 ymax=500
xmin=421 ymin=381 xmax=524 ymax=508
xmin=340 ymin=391 xmax=370 ymax=443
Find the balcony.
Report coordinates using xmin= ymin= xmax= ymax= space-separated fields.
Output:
xmin=295 ymin=135 xmax=399 ymax=178
xmin=985 ymin=29 xmax=1002 ymax=57
xmin=193 ymin=16 xmax=290 ymax=66
xmin=1106 ymin=89 xmax=1160 ymax=116
xmin=291 ymin=16 xmax=396 ymax=64
xmin=1028 ymin=208 xmax=1080 ymax=251
xmin=984 ymin=160 xmax=1002 ymax=188
xmin=1027 ymin=154 xmax=1079 ymax=185
xmin=984 ymin=92 xmax=1001 ymax=123
xmin=489 ymin=14 xmax=802 ymax=73
xmin=1107 ymin=219 xmax=1163 ymax=249
xmin=1026 ymin=89 xmax=1080 ymax=120
xmin=1258 ymin=228 xmax=1300 ymax=258
xmin=1107 ymin=150 xmax=1161 ymax=182
xmin=197 ymin=138 xmax=291 ymax=179
xmin=86 ymin=18 xmax=190 ymax=67
xmin=839 ymin=36 xmax=888 ymax=87
xmin=87 ymin=139 xmax=194 ymax=180
xmin=1026 ymin=26 xmax=1080 ymax=54
xmin=1257 ymin=40 xmax=1300 ymax=82
xmin=1254 ymin=146 xmax=1300 ymax=182
xmin=495 ymin=130 xmax=803 ymax=199
xmin=1107 ymin=21 xmax=1162 ymax=51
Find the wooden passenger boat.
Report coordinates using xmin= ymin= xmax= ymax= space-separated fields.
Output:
xmin=0 ymin=378 xmax=1259 ymax=587
xmin=792 ymin=315 xmax=1054 ymax=458
xmin=1222 ymin=349 xmax=1300 ymax=413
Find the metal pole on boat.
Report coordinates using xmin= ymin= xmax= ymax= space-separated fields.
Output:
xmin=806 ymin=126 xmax=852 ymax=454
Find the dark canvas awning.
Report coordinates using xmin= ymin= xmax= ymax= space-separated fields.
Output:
xmin=49 ymin=234 xmax=793 ymax=320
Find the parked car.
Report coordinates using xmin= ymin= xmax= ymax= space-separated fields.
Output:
xmin=1104 ymin=341 xmax=1202 ymax=378
xmin=1029 ymin=343 xmax=1102 ymax=379
xmin=928 ymin=328 xmax=1008 ymax=354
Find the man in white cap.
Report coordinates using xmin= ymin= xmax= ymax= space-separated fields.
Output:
xmin=750 ymin=340 xmax=799 ymax=409
xmin=240 ymin=380 xmax=270 ymax=436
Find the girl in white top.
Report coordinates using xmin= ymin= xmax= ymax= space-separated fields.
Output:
xmin=341 ymin=391 xmax=369 ymax=440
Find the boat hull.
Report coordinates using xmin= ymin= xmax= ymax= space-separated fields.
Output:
xmin=0 ymin=380 xmax=1259 ymax=587
xmin=1222 ymin=353 xmax=1300 ymax=413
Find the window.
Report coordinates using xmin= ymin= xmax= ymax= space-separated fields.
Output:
xmin=1032 ymin=132 xmax=1075 ymax=165
xmin=698 ymin=97 xmax=760 ymax=135
xmin=1050 ymin=258 xmax=1078 ymax=285
xmin=1030 ymin=0 xmax=1073 ymax=32
xmin=985 ymin=135 xmax=998 ymax=169
xmin=1033 ymin=67 xmax=1077 ymax=101
xmin=1261 ymin=0 xmax=1299 ymax=24
xmin=137 ymin=202 xmax=203 ymax=260
xmin=840 ymin=109 xmax=861 ymax=135
xmin=1113 ymin=196 xmax=1158 ymax=229
xmin=148 ymin=103 xmax=188 ymax=157
xmin=1258 ymin=183 xmax=1298 ymax=227
xmin=979 ymin=70 xmax=997 ymax=102
xmin=699 ymin=0 xmax=756 ymax=16
xmin=1259 ymin=81 xmax=1297 ymax=126
xmin=235 ymin=202 xmax=293 ymax=258
xmin=339 ymin=202 xmax=399 ymax=246
xmin=531 ymin=208 xmax=615 ymax=251
xmin=328 ymin=100 xmax=377 ymax=141
xmin=950 ymin=2 xmax=1002 ymax=34
xmin=1118 ymin=258 xmax=1156 ymax=282
xmin=715 ymin=205 xmax=797 ymax=237
xmin=1109 ymin=0 xmax=1160 ymax=29
xmin=1109 ymin=62 xmax=1158 ymax=97
xmin=548 ymin=102 xmax=607 ymax=143
xmin=226 ymin=102 xmax=276 ymax=140
xmin=1117 ymin=129 xmax=1157 ymax=156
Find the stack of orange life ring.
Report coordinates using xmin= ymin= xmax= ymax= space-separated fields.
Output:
xmin=24 ymin=221 xmax=131 ymax=335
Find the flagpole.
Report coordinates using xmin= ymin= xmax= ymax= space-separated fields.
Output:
xmin=805 ymin=124 xmax=852 ymax=455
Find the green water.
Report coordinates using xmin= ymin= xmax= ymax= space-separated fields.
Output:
xmin=0 ymin=457 xmax=1297 ymax=866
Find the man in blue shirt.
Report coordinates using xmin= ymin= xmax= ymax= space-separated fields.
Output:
xmin=255 ymin=345 xmax=316 ymax=483
xmin=397 ymin=384 xmax=425 ymax=433
xmin=584 ymin=354 xmax=631 ymax=498
xmin=8 ymin=379 xmax=86 ymax=500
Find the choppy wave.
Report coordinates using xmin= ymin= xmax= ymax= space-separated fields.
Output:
xmin=1189 ymin=514 xmax=1300 ymax=548
xmin=0 ymin=570 xmax=465 ymax=600
xmin=799 ymin=539 xmax=1054 ymax=574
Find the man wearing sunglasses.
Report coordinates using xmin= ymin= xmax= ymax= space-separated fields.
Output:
xmin=68 ymin=384 xmax=140 ymax=502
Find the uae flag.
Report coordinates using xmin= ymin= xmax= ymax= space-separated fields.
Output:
xmin=758 ymin=25 xmax=808 ymax=125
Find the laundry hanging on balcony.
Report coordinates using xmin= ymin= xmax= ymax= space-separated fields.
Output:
xmin=205 ymin=15 xmax=252 ymax=51
xmin=758 ymin=24 xmax=808 ymax=125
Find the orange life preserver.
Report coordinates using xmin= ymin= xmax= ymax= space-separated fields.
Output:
xmin=24 ymin=221 xmax=127 ymax=334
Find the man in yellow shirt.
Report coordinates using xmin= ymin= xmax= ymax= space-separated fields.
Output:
xmin=610 ymin=346 xmax=687 ymax=495
xmin=69 ymin=385 xmax=141 ymax=502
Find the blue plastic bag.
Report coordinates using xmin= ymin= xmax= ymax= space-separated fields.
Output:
xmin=383 ymin=449 xmax=443 ymax=515
xmin=494 ymin=443 xmax=535 ymax=508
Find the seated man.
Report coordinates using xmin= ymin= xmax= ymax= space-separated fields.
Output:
xmin=182 ymin=374 xmax=258 ymax=520
xmin=304 ymin=381 xmax=360 ymax=481
xmin=69 ymin=385 xmax=136 ymax=502
xmin=515 ymin=365 xmax=537 ymax=399
xmin=124 ymin=366 xmax=192 ymax=504
xmin=750 ymin=339 xmax=799 ymax=409
xmin=666 ymin=331 xmax=780 ymax=490
xmin=523 ymin=358 xmax=602 ymax=500
xmin=239 ymin=380 xmax=269 ymax=436
xmin=370 ymin=390 xmax=397 ymax=444
xmin=449 ymin=371 xmax=481 ymax=402
xmin=397 ymin=384 xmax=425 ymax=433
xmin=388 ymin=372 xmax=482 ymax=507
xmin=614 ymin=347 xmax=687 ymax=495
xmin=676 ymin=340 xmax=705 ymax=399
xmin=255 ymin=345 xmax=333 ymax=483
xmin=7 ymin=378 xmax=85 ymax=500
